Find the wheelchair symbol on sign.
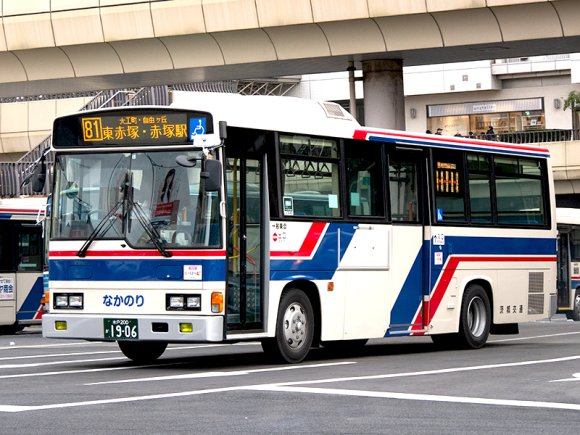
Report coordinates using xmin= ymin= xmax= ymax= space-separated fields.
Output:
xmin=190 ymin=118 xmax=206 ymax=139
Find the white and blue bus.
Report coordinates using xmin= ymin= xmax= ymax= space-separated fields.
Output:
xmin=41 ymin=92 xmax=557 ymax=363
xmin=556 ymin=207 xmax=580 ymax=320
xmin=0 ymin=196 xmax=46 ymax=333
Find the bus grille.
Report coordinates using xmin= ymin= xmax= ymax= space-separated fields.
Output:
xmin=528 ymin=272 xmax=544 ymax=314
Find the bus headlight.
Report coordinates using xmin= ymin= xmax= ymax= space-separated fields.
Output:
xmin=186 ymin=296 xmax=201 ymax=309
xmin=167 ymin=294 xmax=201 ymax=311
xmin=168 ymin=295 xmax=185 ymax=309
xmin=69 ymin=295 xmax=83 ymax=307
xmin=53 ymin=293 xmax=84 ymax=310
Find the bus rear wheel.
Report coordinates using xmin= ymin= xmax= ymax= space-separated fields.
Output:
xmin=458 ymin=284 xmax=491 ymax=349
xmin=262 ymin=288 xmax=314 ymax=363
xmin=118 ymin=340 xmax=167 ymax=363
xmin=431 ymin=284 xmax=491 ymax=349
xmin=565 ymin=290 xmax=580 ymax=321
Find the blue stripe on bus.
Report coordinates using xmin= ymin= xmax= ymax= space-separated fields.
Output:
xmin=49 ymin=258 xmax=227 ymax=282
xmin=387 ymin=235 xmax=556 ymax=332
xmin=16 ymin=277 xmax=44 ymax=321
xmin=388 ymin=247 xmax=424 ymax=332
xmin=270 ymin=222 xmax=355 ymax=281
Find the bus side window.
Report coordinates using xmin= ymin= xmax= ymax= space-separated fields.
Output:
xmin=345 ymin=140 xmax=384 ymax=217
xmin=389 ymin=154 xmax=419 ymax=223
xmin=17 ymin=225 xmax=43 ymax=271
xmin=432 ymin=149 xmax=467 ymax=223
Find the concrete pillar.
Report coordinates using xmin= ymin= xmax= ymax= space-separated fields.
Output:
xmin=362 ymin=59 xmax=405 ymax=130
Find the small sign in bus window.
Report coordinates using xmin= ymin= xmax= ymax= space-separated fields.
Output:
xmin=435 ymin=161 xmax=460 ymax=194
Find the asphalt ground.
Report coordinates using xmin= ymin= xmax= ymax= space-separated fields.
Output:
xmin=1 ymin=316 xmax=580 ymax=434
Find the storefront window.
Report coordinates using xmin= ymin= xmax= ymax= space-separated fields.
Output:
xmin=427 ymin=111 xmax=545 ymax=137
xmin=426 ymin=99 xmax=545 ymax=138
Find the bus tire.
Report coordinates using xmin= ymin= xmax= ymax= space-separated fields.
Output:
xmin=262 ymin=288 xmax=314 ymax=364
xmin=457 ymin=284 xmax=491 ymax=349
xmin=118 ymin=340 xmax=167 ymax=363
xmin=566 ymin=290 xmax=580 ymax=321
xmin=431 ymin=284 xmax=491 ymax=349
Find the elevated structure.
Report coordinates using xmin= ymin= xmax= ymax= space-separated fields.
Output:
xmin=0 ymin=1 xmax=578 ymax=98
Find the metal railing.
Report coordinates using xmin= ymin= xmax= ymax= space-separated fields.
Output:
xmin=464 ymin=129 xmax=580 ymax=143
xmin=0 ymin=86 xmax=170 ymax=197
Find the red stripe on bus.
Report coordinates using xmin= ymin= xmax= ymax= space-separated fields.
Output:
xmin=49 ymin=249 xmax=226 ymax=258
xmin=354 ymin=128 xmax=550 ymax=154
xmin=411 ymin=255 xmax=557 ymax=332
xmin=271 ymin=222 xmax=328 ymax=258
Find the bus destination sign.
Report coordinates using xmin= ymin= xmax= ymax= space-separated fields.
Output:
xmin=81 ymin=114 xmax=188 ymax=143
xmin=53 ymin=109 xmax=214 ymax=148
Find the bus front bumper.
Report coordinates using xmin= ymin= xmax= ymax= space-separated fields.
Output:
xmin=42 ymin=313 xmax=224 ymax=342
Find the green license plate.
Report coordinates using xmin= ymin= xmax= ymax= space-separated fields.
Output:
xmin=104 ymin=318 xmax=139 ymax=340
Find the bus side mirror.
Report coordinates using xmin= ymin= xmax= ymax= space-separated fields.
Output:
xmin=32 ymin=160 xmax=47 ymax=193
xmin=202 ymin=159 xmax=222 ymax=192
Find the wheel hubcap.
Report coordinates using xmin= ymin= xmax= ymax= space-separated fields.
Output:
xmin=467 ymin=296 xmax=486 ymax=337
xmin=282 ymin=302 xmax=307 ymax=350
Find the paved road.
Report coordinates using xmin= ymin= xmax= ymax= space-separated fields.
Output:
xmin=1 ymin=317 xmax=580 ymax=434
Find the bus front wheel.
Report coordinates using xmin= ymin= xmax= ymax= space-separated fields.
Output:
xmin=262 ymin=288 xmax=314 ymax=363
xmin=118 ymin=340 xmax=167 ymax=363
xmin=565 ymin=290 xmax=580 ymax=321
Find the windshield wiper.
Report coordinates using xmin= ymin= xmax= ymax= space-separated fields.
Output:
xmin=128 ymin=200 xmax=172 ymax=258
xmin=76 ymin=170 xmax=171 ymax=258
xmin=76 ymin=200 xmax=123 ymax=257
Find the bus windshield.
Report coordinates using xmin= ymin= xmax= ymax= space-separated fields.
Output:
xmin=51 ymin=150 xmax=221 ymax=249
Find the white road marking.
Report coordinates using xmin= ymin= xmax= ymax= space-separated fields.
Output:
xmin=257 ymin=354 xmax=580 ymax=388
xmin=0 ymin=341 xmax=102 ymax=351
xmin=0 ymin=343 xmax=241 ymax=362
xmin=0 ymin=364 xmax=147 ymax=380
xmin=489 ymin=331 xmax=580 ymax=343
xmin=247 ymin=385 xmax=580 ymax=412
xmin=3 ymin=333 xmax=580 ymax=412
xmin=0 ymin=386 xmax=242 ymax=413
xmin=85 ymin=361 xmax=357 ymax=385
xmin=551 ymin=373 xmax=580 ymax=382
xmin=0 ymin=350 xmax=121 ymax=362
xmin=0 ymin=357 xmax=130 ymax=369
xmin=0 ymin=362 xmax=356 ymax=413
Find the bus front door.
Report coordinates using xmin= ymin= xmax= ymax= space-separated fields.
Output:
xmin=557 ymin=230 xmax=571 ymax=309
xmin=225 ymin=154 xmax=266 ymax=332
xmin=387 ymin=149 xmax=428 ymax=334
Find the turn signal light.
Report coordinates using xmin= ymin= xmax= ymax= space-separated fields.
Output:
xmin=211 ymin=292 xmax=224 ymax=313
xmin=55 ymin=321 xmax=67 ymax=331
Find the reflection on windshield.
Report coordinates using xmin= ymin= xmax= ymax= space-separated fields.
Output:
xmin=52 ymin=151 xmax=221 ymax=250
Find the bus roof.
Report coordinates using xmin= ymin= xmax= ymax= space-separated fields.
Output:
xmin=171 ymin=92 xmax=550 ymax=158
xmin=170 ymin=91 xmax=360 ymax=139
xmin=0 ymin=196 xmax=47 ymax=221
xmin=58 ymin=92 xmax=550 ymax=159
